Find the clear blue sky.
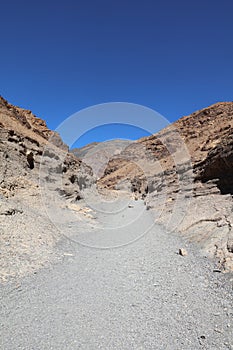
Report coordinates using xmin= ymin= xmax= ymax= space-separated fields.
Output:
xmin=1 ymin=0 xmax=233 ymax=147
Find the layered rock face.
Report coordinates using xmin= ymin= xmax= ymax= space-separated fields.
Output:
xmin=0 ymin=96 xmax=95 ymax=200
xmin=0 ymin=96 xmax=94 ymax=281
xmin=99 ymin=102 xmax=233 ymax=271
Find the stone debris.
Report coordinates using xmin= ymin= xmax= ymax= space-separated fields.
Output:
xmin=178 ymin=248 xmax=188 ymax=256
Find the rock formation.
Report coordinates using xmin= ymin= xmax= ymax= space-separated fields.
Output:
xmin=1 ymin=96 xmax=233 ymax=281
xmin=0 ymin=96 xmax=94 ymax=282
xmin=99 ymin=102 xmax=233 ymax=271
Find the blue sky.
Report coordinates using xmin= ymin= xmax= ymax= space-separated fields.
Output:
xmin=68 ymin=124 xmax=152 ymax=148
xmin=1 ymin=0 xmax=233 ymax=147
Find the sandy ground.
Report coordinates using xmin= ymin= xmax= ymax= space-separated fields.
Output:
xmin=1 ymin=196 xmax=233 ymax=350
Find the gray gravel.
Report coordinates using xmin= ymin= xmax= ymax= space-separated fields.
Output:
xmin=1 ymin=198 xmax=233 ymax=350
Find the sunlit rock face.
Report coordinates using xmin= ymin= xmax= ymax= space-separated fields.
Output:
xmin=98 ymin=102 xmax=233 ymax=271
xmin=0 ymin=96 xmax=95 ymax=282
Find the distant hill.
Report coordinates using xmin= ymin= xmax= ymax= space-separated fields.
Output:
xmin=72 ymin=139 xmax=132 ymax=178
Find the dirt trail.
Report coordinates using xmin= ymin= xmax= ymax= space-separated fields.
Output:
xmin=1 ymin=197 xmax=233 ymax=350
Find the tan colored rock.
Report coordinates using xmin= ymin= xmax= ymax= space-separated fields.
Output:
xmin=178 ymin=248 xmax=188 ymax=256
xmin=98 ymin=102 xmax=233 ymax=271
xmin=0 ymin=96 xmax=95 ymax=282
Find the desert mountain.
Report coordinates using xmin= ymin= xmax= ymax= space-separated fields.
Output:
xmin=72 ymin=139 xmax=131 ymax=178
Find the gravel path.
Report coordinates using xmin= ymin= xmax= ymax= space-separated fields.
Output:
xmin=1 ymin=198 xmax=233 ymax=349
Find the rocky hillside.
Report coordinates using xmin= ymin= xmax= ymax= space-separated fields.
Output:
xmin=99 ymin=102 xmax=233 ymax=271
xmin=1 ymin=96 xmax=233 ymax=281
xmin=0 ymin=96 xmax=95 ymax=282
